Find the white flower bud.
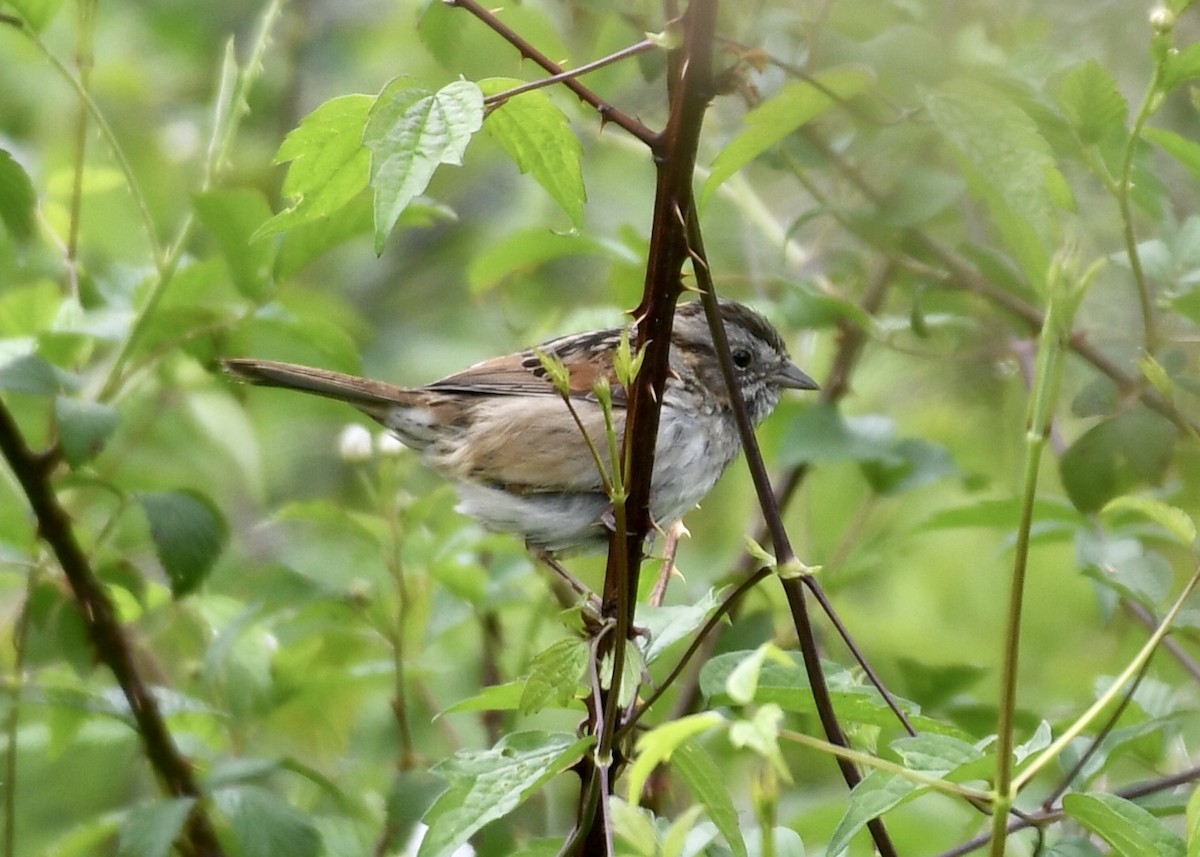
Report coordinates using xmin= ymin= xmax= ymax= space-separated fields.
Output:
xmin=376 ymin=431 xmax=407 ymax=457
xmin=337 ymin=424 xmax=373 ymax=462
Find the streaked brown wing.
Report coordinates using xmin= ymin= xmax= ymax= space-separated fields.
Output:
xmin=425 ymin=328 xmax=628 ymax=404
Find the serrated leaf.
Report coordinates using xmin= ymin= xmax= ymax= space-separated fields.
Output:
xmin=1063 ymin=792 xmax=1185 ymax=857
xmin=610 ymin=797 xmax=659 ymax=857
xmin=480 ymin=78 xmax=585 ymax=227
xmin=672 ymin=740 xmax=747 ymax=857
xmin=700 ymin=67 xmax=873 ymax=208
xmin=54 ymin=397 xmax=118 ymax=467
xmin=926 ymin=79 xmax=1065 ymax=283
xmin=1102 ymin=496 xmax=1196 ymax=545
xmin=117 ymin=798 xmax=195 ymax=857
xmin=1057 ymin=60 xmax=1128 ymax=145
xmin=226 ymin=786 xmax=321 ymax=857
xmin=701 ymin=650 xmax=966 ymax=737
xmin=138 ymin=491 xmax=228 ymax=598
xmin=891 ymin=733 xmax=986 ymax=778
xmin=193 ymin=189 xmax=276 ymax=301
xmin=420 ymin=731 xmax=592 ymax=857
xmin=626 ymin=712 xmax=725 ymax=806
xmin=0 ymin=148 xmax=36 ymax=243
xmin=519 ymin=637 xmax=588 ymax=714
xmin=254 ymin=94 xmax=373 ymax=241
xmin=365 ymin=78 xmax=483 ymax=253
xmin=827 ymin=770 xmax=920 ymax=855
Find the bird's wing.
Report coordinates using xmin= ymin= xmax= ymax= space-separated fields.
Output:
xmin=425 ymin=329 xmax=628 ymax=405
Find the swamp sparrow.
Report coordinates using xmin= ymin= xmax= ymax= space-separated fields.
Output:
xmin=224 ymin=300 xmax=817 ymax=552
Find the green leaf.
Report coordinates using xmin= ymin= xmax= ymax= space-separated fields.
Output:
xmin=701 ymin=650 xmax=965 ymax=736
xmin=1057 ymin=60 xmax=1128 ymax=145
xmin=728 ymin=704 xmax=791 ymax=781
xmin=1144 ymin=127 xmax=1200 ymax=183
xmin=193 ymin=189 xmax=277 ymax=301
xmin=625 ymin=712 xmax=726 ymax=806
xmin=54 ymin=397 xmax=118 ymax=467
xmin=466 ymin=228 xmax=629 ymax=293
xmin=672 ymin=740 xmax=748 ymax=857
xmin=0 ymin=281 xmax=60 ymax=337
xmin=117 ymin=798 xmax=195 ymax=857
xmin=827 ymin=771 xmax=920 ymax=856
xmin=440 ymin=680 xmax=525 ymax=717
xmin=894 ymin=658 xmax=988 ymax=708
xmin=1042 ymin=837 xmax=1106 ymax=857
xmin=138 ymin=491 xmax=228 ymax=598
xmin=1063 ymin=792 xmax=1186 ymax=857
xmin=4 ymin=0 xmax=64 ymax=32
xmin=519 ymin=637 xmax=588 ymax=714
xmin=636 ymin=587 xmax=723 ymax=664
xmin=860 ymin=436 xmax=957 ymax=495
xmin=700 ymin=67 xmax=873 ymax=208
xmin=661 ymin=805 xmax=707 ymax=857
xmin=890 ymin=733 xmax=987 ymax=779
xmin=610 ymin=797 xmax=659 ymax=857
xmin=1186 ymin=784 xmax=1200 ymax=857
xmin=1078 ymin=533 xmax=1173 ymax=609
xmin=1101 ymin=496 xmax=1196 ymax=545
xmin=920 ymin=496 xmax=1082 ymax=534
xmin=365 ymin=78 xmax=484 ymax=253
xmin=0 ymin=354 xmax=81 ymax=394
xmin=225 ymin=785 xmax=322 ymax=857
xmin=0 ymin=148 xmax=36 ymax=243
xmin=778 ymin=403 xmax=898 ymax=467
xmin=479 ymin=78 xmax=585 ymax=227
xmin=926 ymin=79 xmax=1065 ymax=283
xmin=1060 ymin=410 xmax=1178 ymax=513
xmin=254 ymin=94 xmax=373 ymax=241
xmin=420 ymin=731 xmax=592 ymax=857
xmin=1162 ymin=41 xmax=1200 ymax=92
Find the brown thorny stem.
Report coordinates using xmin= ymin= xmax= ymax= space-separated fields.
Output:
xmin=0 ymin=402 xmax=226 ymax=857
xmin=450 ymin=2 xmax=907 ymax=854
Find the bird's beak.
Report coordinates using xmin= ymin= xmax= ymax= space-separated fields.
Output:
xmin=774 ymin=361 xmax=820 ymax=391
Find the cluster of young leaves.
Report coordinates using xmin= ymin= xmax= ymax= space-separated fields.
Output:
xmin=3 ymin=0 xmax=1200 ymax=855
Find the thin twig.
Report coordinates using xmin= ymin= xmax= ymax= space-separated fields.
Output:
xmin=685 ymin=207 xmax=898 ymax=857
xmin=483 ymin=39 xmax=657 ymax=106
xmin=446 ymin=0 xmax=657 ymax=146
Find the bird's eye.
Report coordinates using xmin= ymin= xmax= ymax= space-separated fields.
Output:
xmin=731 ymin=348 xmax=753 ymax=369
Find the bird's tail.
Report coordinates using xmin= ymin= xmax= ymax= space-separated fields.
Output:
xmin=222 ymin=358 xmax=407 ymax=423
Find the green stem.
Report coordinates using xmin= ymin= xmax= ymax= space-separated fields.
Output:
xmin=64 ymin=0 xmax=97 ymax=299
xmin=3 ymin=566 xmax=40 ymax=857
xmin=989 ymin=272 xmax=1073 ymax=857
xmin=1015 ymin=563 xmax=1200 ymax=791
xmin=1116 ymin=65 xmax=1165 ymax=354
xmin=778 ymin=729 xmax=991 ymax=802
xmin=16 ymin=22 xmax=164 ymax=266
xmin=97 ymin=0 xmax=286 ymax=401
